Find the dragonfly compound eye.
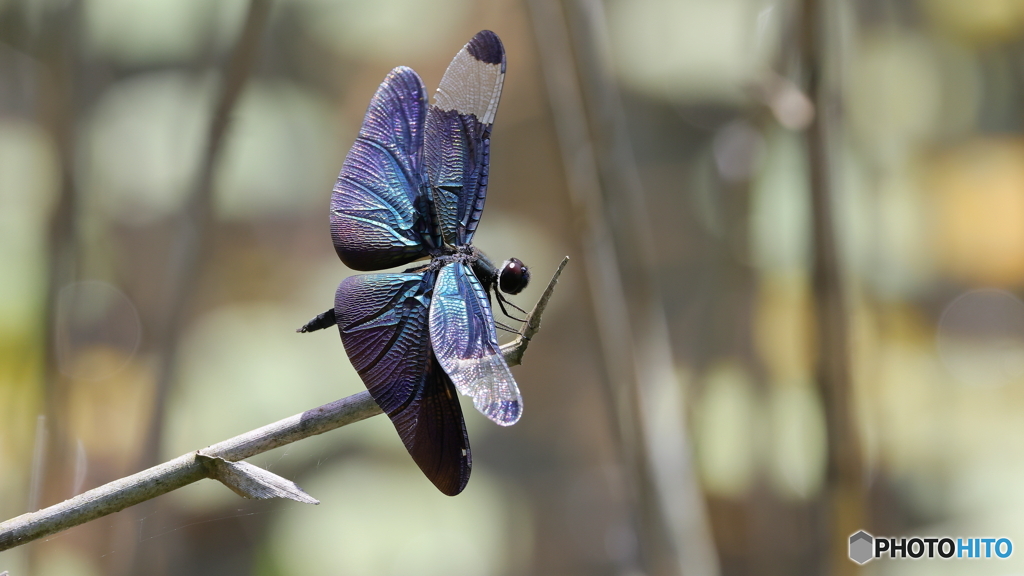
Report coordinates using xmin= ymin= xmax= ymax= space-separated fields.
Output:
xmin=499 ymin=257 xmax=530 ymax=295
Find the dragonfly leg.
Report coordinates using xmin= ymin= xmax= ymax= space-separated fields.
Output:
xmin=494 ymin=291 xmax=527 ymax=323
xmin=494 ymin=320 xmax=520 ymax=334
xmin=502 ymin=294 xmax=528 ymax=315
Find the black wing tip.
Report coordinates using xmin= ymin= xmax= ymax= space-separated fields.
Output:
xmin=466 ymin=30 xmax=505 ymax=67
xmin=435 ymin=472 xmax=471 ymax=496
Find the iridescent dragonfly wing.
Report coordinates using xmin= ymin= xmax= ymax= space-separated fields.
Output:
xmin=332 ymin=67 xmax=435 ymax=271
xmin=335 ymin=272 xmax=470 ymax=495
xmin=429 ymin=262 xmax=522 ymax=425
xmin=425 ymin=30 xmax=505 ymax=246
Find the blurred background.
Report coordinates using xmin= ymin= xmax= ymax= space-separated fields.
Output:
xmin=2 ymin=0 xmax=1024 ymax=574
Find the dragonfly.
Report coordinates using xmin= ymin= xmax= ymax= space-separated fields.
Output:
xmin=299 ymin=30 xmax=530 ymax=496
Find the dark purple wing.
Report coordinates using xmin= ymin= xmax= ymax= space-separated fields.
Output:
xmin=335 ymin=272 xmax=470 ymax=495
xmin=332 ymin=67 xmax=435 ymax=271
xmin=429 ymin=262 xmax=522 ymax=425
xmin=425 ymin=30 xmax=506 ymax=247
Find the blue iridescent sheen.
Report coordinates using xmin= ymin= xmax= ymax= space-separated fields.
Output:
xmin=334 ymin=273 xmax=470 ymax=495
xmin=430 ymin=261 xmax=522 ymax=425
xmin=323 ymin=30 xmax=520 ymax=496
xmin=331 ymin=67 xmax=434 ymax=271
xmin=425 ymin=109 xmax=491 ymax=246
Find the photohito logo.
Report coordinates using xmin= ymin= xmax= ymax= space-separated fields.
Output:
xmin=849 ymin=531 xmax=1013 ymax=564
xmin=849 ymin=531 xmax=873 ymax=564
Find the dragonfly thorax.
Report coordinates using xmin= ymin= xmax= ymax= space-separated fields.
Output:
xmin=429 ymin=244 xmax=481 ymax=270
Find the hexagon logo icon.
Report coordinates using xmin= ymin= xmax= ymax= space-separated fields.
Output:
xmin=849 ymin=531 xmax=873 ymax=564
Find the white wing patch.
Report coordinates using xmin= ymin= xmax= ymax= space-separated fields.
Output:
xmin=433 ymin=48 xmax=504 ymax=125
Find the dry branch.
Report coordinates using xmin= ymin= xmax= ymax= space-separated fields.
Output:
xmin=0 ymin=257 xmax=568 ymax=552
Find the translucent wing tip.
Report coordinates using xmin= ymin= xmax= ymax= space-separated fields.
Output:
xmin=478 ymin=397 xmax=522 ymax=426
xmin=390 ymin=64 xmax=416 ymax=75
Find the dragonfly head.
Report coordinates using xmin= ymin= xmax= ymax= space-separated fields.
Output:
xmin=498 ymin=257 xmax=531 ymax=295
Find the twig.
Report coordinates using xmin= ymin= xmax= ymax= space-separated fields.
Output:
xmin=0 ymin=258 xmax=567 ymax=552
xmin=500 ymin=256 xmax=568 ymax=365
xmin=0 ymin=394 xmax=378 ymax=552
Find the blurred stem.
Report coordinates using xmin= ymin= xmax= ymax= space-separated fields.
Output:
xmin=123 ymin=2 xmax=271 ymax=573
xmin=34 ymin=1 xmax=83 ymax=559
xmin=38 ymin=10 xmax=79 ymax=470
xmin=140 ymin=0 xmax=271 ymax=474
xmin=797 ymin=0 xmax=865 ymax=573
xmin=563 ymin=2 xmax=720 ymax=574
xmin=0 ymin=260 xmax=564 ymax=551
xmin=527 ymin=1 xmax=718 ymax=574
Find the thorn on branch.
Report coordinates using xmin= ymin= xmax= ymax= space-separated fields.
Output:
xmin=196 ymin=453 xmax=319 ymax=504
xmin=502 ymin=256 xmax=569 ymax=366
